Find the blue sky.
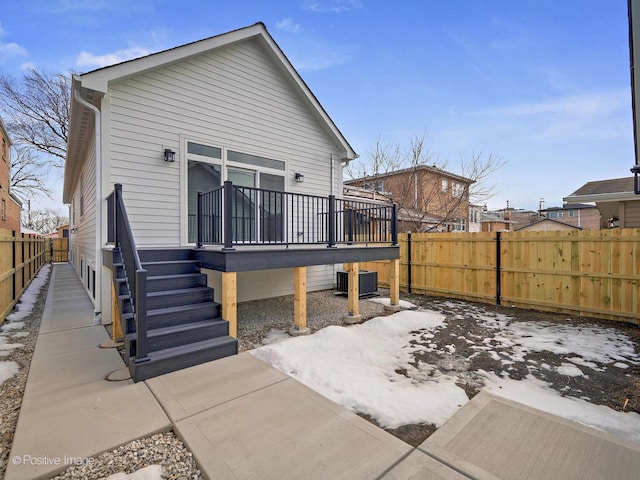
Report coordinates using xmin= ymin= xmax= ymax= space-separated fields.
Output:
xmin=0 ymin=0 xmax=634 ymax=212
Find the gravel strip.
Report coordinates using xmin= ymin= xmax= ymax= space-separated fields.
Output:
xmin=0 ymin=268 xmax=50 ymax=479
xmin=50 ymin=431 xmax=202 ymax=480
xmin=238 ymin=289 xmax=390 ymax=350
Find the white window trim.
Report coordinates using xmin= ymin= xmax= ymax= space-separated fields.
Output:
xmin=180 ymin=136 xmax=288 ymax=245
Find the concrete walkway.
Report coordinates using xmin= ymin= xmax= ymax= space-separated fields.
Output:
xmin=6 ymin=263 xmax=640 ymax=479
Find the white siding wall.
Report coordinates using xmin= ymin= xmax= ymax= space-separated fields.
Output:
xmin=205 ymin=265 xmax=337 ymax=304
xmin=107 ymin=38 xmax=344 ymax=297
xmin=70 ymin=133 xmax=97 ymax=302
xmin=108 ymin=38 xmax=342 ymax=244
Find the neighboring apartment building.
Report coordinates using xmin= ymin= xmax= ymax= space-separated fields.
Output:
xmin=345 ymin=165 xmax=475 ymax=232
xmin=0 ymin=117 xmax=22 ymax=232
xmin=482 ymin=207 xmax=538 ymax=231
xmin=539 ymin=203 xmax=603 ymax=230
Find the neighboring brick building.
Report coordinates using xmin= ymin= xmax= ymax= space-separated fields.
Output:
xmin=345 ymin=165 xmax=475 ymax=232
xmin=0 ymin=117 xmax=22 ymax=232
xmin=540 ymin=203 xmax=603 ymax=230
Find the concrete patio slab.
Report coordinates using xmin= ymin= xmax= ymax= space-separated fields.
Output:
xmin=32 ymin=324 xmax=111 ymax=359
xmin=146 ymin=351 xmax=288 ymax=422
xmin=6 ymin=380 xmax=170 ymax=480
xmin=37 ymin=266 xmax=96 ymax=334
xmin=25 ymin=335 xmax=125 ymax=397
xmin=420 ymin=392 xmax=640 ymax=480
xmin=381 ymin=450 xmax=470 ymax=480
xmin=175 ymin=377 xmax=412 ymax=480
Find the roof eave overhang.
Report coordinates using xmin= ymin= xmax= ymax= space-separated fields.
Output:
xmin=66 ymin=23 xmax=357 ymax=177
xmin=563 ymin=192 xmax=638 ymax=203
xmin=255 ymin=28 xmax=357 ymax=160
xmin=62 ymin=77 xmax=103 ymax=203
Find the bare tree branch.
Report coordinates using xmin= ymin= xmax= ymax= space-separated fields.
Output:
xmin=10 ymin=144 xmax=53 ymax=200
xmin=21 ymin=208 xmax=68 ymax=235
xmin=346 ymin=135 xmax=506 ymax=232
xmin=0 ymin=68 xmax=70 ymax=169
xmin=460 ymin=150 xmax=507 ymax=205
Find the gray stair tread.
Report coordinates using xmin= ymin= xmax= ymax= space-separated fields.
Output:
xmin=148 ymin=273 xmax=204 ymax=280
xmin=147 ymin=286 xmax=211 ymax=297
xmin=147 ymin=319 xmax=226 ymax=337
xmin=145 ymin=336 xmax=237 ymax=361
xmin=141 ymin=259 xmax=199 ymax=266
xmin=148 ymin=302 xmax=219 ymax=316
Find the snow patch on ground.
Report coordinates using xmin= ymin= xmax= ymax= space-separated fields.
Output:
xmin=104 ymin=465 xmax=164 ymax=480
xmin=0 ymin=264 xmax=50 ymax=385
xmin=253 ymin=310 xmax=469 ymax=429
xmin=369 ymin=297 xmax=417 ymax=309
xmin=261 ymin=329 xmax=290 ymax=345
xmin=556 ymin=363 xmax=584 ymax=377
xmin=1 ymin=321 xmax=25 ymax=332
xmin=0 ymin=361 xmax=19 ymax=385
xmin=253 ymin=305 xmax=640 ymax=445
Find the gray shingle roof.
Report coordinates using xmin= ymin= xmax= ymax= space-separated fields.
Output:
xmin=569 ymin=177 xmax=634 ymax=196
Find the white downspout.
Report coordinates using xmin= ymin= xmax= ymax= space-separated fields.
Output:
xmin=73 ymin=89 xmax=102 ymax=315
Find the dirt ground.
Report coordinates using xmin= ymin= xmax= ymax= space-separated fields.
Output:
xmin=364 ymin=293 xmax=640 ymax=447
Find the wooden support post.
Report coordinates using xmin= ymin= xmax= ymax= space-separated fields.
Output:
xmin=99 ymin=281 xmax=124 ymax=349
xmin=290 ymin=266 xmax=310 ymax=336
xmin=385 ymin=258 xmax=401 ymax=312
xmin=343 ymin=262 xmax=362 ymax=324
xmin=222 ymin=271 xmax=237 ymax=338
xmin=112 ymin=281 xmax=123 ymax=340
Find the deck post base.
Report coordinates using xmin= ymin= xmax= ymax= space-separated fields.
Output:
xmin=343 ymin=314 xmax=362 ymax=325
xmin=384 ymin=304 xmax=401 ymax=313
xmin=289 ymin=325 xmax=311 ymax=336
xmin=99 ymin=339 xmax=124 ymax=349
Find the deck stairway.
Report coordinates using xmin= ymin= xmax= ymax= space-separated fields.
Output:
xmin=113 ymin=248 xmax=238 ymax=382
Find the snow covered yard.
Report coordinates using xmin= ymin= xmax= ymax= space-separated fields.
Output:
xmin=252 ymin=297 xmax=640 ymax=446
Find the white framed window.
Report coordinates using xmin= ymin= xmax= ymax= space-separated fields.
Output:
xmin=441 ymin=179 xmax=448 ymax=193
xmin=1 ymin=198 xmax=5 ymax=220
xmin=452 ymin=217 xmax=466 ymax=231
xmin=452 ymin=182 xmax=464 ymax=198
xmin=183 ymin=139 xmax=287 ymax=244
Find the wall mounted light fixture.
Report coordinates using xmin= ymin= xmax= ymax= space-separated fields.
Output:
xmin=294 ymin=172 xmax=304 ymax=183
xmin=164 ymin=148 xmax=176 ymax=162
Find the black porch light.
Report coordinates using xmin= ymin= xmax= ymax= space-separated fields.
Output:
xmin=164 ymin=148 xmax=176 ymax=163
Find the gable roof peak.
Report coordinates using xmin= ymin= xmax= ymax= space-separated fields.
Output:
xmin=78 ymin=22 xmax=270 ymax=92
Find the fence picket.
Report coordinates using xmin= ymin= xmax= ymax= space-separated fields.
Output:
xmin=0 ymin=228 xmax=54 ymax=324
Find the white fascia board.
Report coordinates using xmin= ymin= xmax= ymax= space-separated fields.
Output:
xmin=257 ymin=33 xmax=357 ymax=161
xmin=563 ymin=192 xmax=639 ymax=203
xmin=77 ymin=23 xmax=357 ymax=161
xmin=79 ymin=24 xmax=267 ymax=93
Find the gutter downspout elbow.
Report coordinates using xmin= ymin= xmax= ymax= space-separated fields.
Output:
xmin=73 ymin=89 xmax=102 ymax=315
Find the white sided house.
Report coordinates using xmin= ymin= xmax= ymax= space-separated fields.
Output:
xmin=63 ymin=23 xmax=400 ymax=381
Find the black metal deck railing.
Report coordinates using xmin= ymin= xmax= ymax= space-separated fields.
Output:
xmin=106 ymin=184 xmax=150 ymax=365
xmin=196 ymin=181 xmax=398 ymax=248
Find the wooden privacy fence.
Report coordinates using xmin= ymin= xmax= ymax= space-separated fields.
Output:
xmin=360 ymin=229 xmax=640 ymax=324
xmin=50 ymin=237 xmax=69 ymax=263
xmin=0 ymin=228 xmax=65 ymax=323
